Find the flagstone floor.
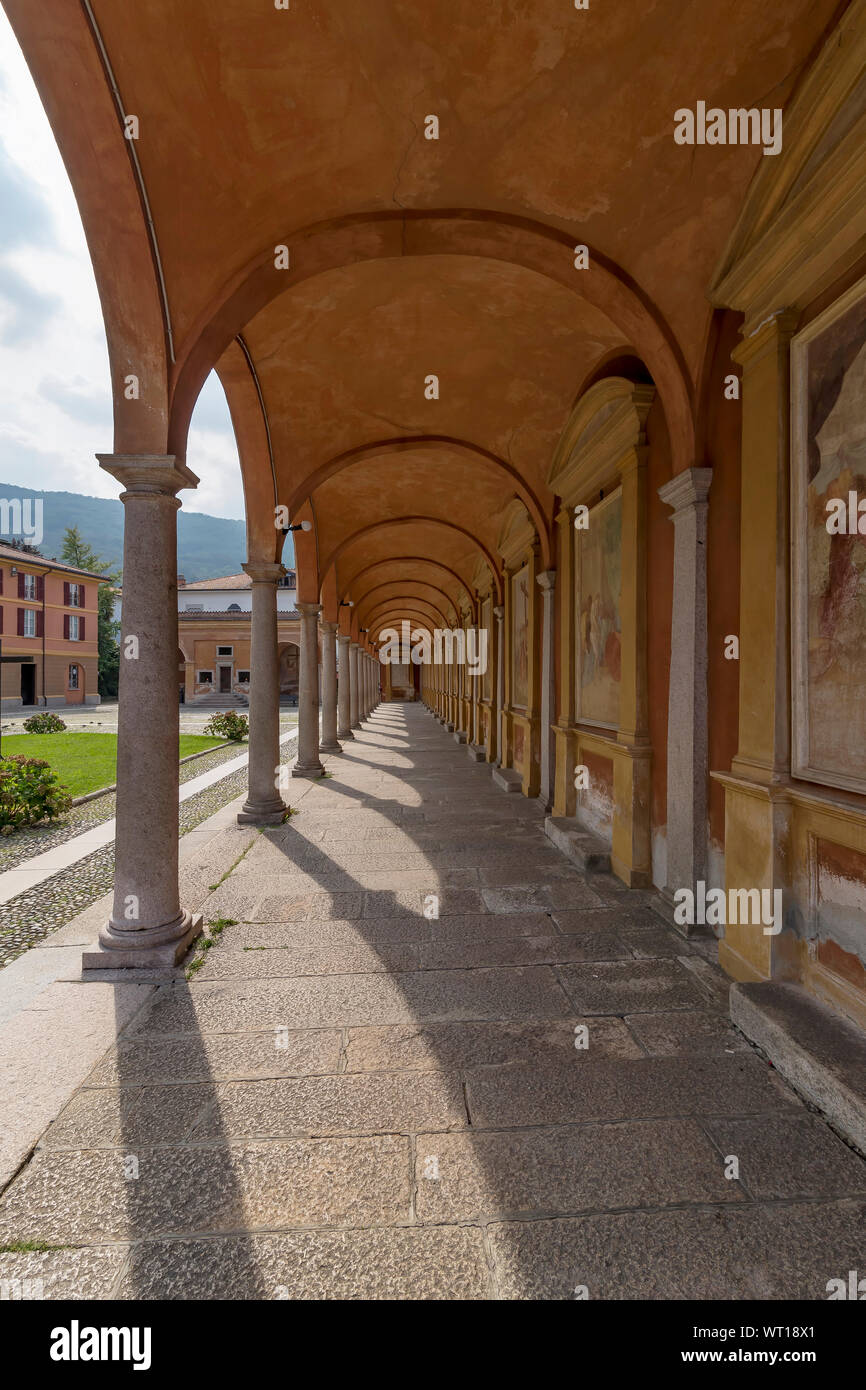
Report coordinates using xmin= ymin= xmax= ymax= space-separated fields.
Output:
xmin=1 ymin=703 xmax=865 ymax=1300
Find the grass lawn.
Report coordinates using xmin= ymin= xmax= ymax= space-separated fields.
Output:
xmin=0 ymin=732 xmax=228 ymax=798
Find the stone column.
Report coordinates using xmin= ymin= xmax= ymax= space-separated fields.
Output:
xmin=320 ymin=620 xmax=341 ymax=754
xmin=83 ymin=455 xmax=202 ymax=970
xmin=292 ymin=601 xmax=324 ymax=777
xmin=537 ymin=570 xmax=556 ymax=809
xmin=350 ymin=643 xmax=361 ymax=728
xmin=337 ymin=633 xmax=353 ymax=740
xmin=361 ymin=655 xmax=369 ymax=718
xmin=238 ymin=561 xmax=288 ymax=824
xmin=493 ymin=604 xmax=505 ymax=765
xmin=658 ymin=468 xmax=713 ymax=909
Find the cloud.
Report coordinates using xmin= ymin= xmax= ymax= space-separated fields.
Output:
xmin=37 ymin=373 xmax=112 ymax=427
xmin=0 ymin=141 xmax=56 ymax=250
xmin=0 ymin=263 xmax=62 ymax=345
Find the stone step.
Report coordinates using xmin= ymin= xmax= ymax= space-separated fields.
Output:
xmin=466 ymin=744 xmax=486 ymax=762
xmin=492 ymin=766 xmax=522 ymax=794
xmin=190 ymin=693 xmax=249 ymax=709
xmin=731 ymin=980 xmax=866 ymax=1157
xmin=544 ymin=816 xmax=611 ymax=872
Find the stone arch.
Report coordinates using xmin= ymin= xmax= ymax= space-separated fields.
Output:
xmin=289 ymin=437 xmax=552 ymax=569
xmin=321 ymin=517 xmax=502 ymax=605
xmin=167 ymin=211 xmax=696 ymax=479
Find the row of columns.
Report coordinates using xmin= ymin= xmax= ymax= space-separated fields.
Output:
xmin=422 ymin=604 xmax=507 ymax=761
xmin=83 ymin=454 xmax=381 ymax=970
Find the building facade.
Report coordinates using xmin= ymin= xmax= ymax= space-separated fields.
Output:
xmin=177 ymin=570 xmax=301 ymax=702
xmin=0 ymin=543 xmax=102 ymax=709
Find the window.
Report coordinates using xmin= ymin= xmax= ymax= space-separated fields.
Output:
xmin=197 ymin=670 xmax=213 ymax=683
xmin=238 ymin=670 xmax=250 ymax=683
xmin=227 ymin=603 xmax=241 ymax=612
xmin=278 ymin=574 xmax=295 ymax=589
xmin=68 ymin=583 xmax=80 ymax=608
xmin=23 ymin=608 xmax=36 ymax=638
xmin=68 ymin=664 xmax=79 ymax=690
xmin=217 ymin=645 xmax=233 ymax=656
xmin=185 ymin=603 xmax=204 ymax=612
xmin=68 ymin=614 xmax=80 ymax=641
xmin=23 ymin=573 xmax=36 ymax=600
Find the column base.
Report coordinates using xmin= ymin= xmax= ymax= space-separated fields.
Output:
xmin=237 ymin=799 xmax=289 ymax=825
xmin=320 ymin=740 xmax=342 ymax=754
xmin=83 ymin=911 xmax=203 ymax=971
xmin=337 ymin=729 xmax=354 ymax=741
xmin=292 ymin=761 xmax=325 ymax=778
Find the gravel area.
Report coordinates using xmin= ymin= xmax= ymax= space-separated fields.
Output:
xmin=0 ymin=735 xmax=298 ymax=968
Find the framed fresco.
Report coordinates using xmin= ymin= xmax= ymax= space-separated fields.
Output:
xmin=792 ymin=274 xmax=866 ymax=793
xmin=481 ymin=596 xmax=492 ymax=702
xmin=511 ymin=566 xmax=530 ymax=710
xmin=575 ymin=488 xmax=622 ymax=729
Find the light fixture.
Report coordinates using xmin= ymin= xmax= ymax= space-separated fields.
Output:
xmin=281 ymin=520 xmax=313 ymax=534
xmin=339 ymin=599 xmax=354 ymax=608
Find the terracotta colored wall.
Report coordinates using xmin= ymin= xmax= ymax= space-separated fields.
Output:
xmin=705 ymin=311 xmax=743 ymax=859
xmin=645 ymin=396 xmax=674 ymax=847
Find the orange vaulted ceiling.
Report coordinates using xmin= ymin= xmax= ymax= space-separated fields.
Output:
xmin=79 ymin=0 xmax=836 ymax=379
xmin=2 ymin=0 xmax=843 ymax=617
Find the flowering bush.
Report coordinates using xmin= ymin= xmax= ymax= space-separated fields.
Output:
xmin=203 ymin=711 xmax=249 ymax=742
xmin=0 ymin=755 xmax=73 ymax=833
xmin=22 ymin=712 xmax=67 ymax=734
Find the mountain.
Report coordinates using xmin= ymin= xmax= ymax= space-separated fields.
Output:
xmin=0 ymin=482 xmax=247 ymax=583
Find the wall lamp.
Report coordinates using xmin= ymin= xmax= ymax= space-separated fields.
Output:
xmin=281 ymin=520 xmax=313 ymax=534
xmin=339 ymin=599 xmax=354 ymax=608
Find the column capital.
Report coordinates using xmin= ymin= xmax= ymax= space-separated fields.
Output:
xmin=734 ymin=307 xmax=799 ymax=362
xmin=296 ymin=601 xmax=323 ymax=617
xmin=493 ymin=605 xmax=505 ymax=621
xmin=98 ymin=453 xmax=199 ymax=495
xmin=536 ymin=569 xmax=556 ymax=592
xmin=658 ymin=467 xmax=713 ymax=516
xmin=242 ymin=560 xmax=285 ymax=584
xmin=337 ymin=631 xmax=351 ymax=644
xmin=320 ymin=619 xmax=339 ymax=635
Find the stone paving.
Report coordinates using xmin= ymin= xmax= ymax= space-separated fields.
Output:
xmin=1 ymin=703 xmax=865 ymax=1299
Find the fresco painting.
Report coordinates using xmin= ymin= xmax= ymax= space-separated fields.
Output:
xmin=577 ymin=490 xmax=622 ymax=728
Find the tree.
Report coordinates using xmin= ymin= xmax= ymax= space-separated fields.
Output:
xmin=60 ymin=527 xmax=121 ymax=699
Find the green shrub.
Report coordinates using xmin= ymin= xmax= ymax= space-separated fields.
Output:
xmin=0 ymin=755 xmax=73 ymax=834
xmin=22 ymin=712 xmax=67 ymax=734
xmin=203 ymin=711 xmax=249 ymax=742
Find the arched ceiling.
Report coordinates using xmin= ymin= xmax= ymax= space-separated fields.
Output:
xmin=3 ymin=0 xmax=843 ymax=644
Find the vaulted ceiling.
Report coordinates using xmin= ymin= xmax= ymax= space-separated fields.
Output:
xmin=3 ymin=0 xmax=842 ymax=638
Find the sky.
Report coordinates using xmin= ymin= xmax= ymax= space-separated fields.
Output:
xmin=0 ymin=9 xmax=245 ymax=521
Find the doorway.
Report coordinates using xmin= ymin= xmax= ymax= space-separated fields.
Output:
xmin=219 ymin=665 xmax=232 ymax=694
xmin=21 ymin=664 xmax=36 ymax=706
